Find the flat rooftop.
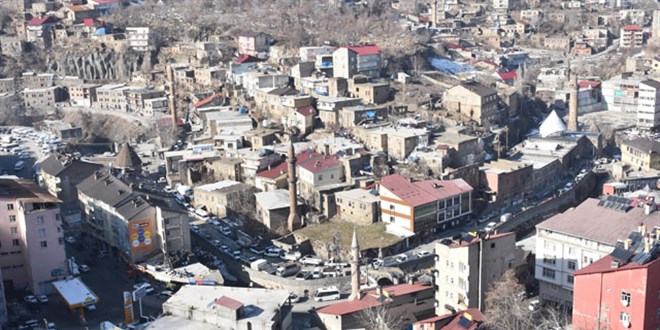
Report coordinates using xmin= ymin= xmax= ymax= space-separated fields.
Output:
xmin=481 ymin=159 xmax=531 ymax=174
xmin=335 ymin=188 xmax=379 ymax=203
xmin=255 ymin=189 xmax=302 ymax=210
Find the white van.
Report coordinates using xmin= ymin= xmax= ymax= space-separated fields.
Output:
xmin=314 ymin=286 xmax=341 ymax=302
xmin=13 ymin=161 xmax=25 ymax=171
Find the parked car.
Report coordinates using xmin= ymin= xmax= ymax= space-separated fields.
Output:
xmin=249 ymin=246 xmax=265 ymax=255
xmin=264 ymin=248 xmax=282 ymax=258
xmin=395 ymin=254 xmax=408 ymax=263
xmin=85 ymin=303 xmax=96 ymax=311
xmin=528 ymin=299 xmax=541 ymax=311
xmin=416 ymin=250 xmax=433 ymax=258
xmin=276 ymin=263 xmax=301 ymax=277
xmin=288 ymin=293 xmax=301 ymax=303
xmin=314 ymin=286 xmax=341 ymax=302
xmin=37 ymin=295 xmax=49 ymax=304
xmin=484 ymin=222 xmax=498 ymax=232
xmin=23 ymin=295 xmax=37 ymax=304
xmin=232 ymin=250 xmax=241 ymax=261
xmin=281 ymin=251 xmax=302 ymax=261
xmin=219 ymin=226 xmax=232 ymax=236
xmin=80 ymin=264 xmax=90 ymax=273
xmin=300 ymin=255 xmax=324 ymax=266
xmin=212 ymin=240 xmax=222 ymax=246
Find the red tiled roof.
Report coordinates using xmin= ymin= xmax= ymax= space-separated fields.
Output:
xmin=445 ymin=43 xmax=464 ymax=50
xmin=450 ymin=232 xmax=515 ymax=248
xmin=380 ymin=174 xmax=473 ymax=207
xmin=156 ymin=117 xmax=183 ymax=128
xmin=192 ymin=92 xmax=223 ymax=108
xmin=496 ymin=71 xmax=517 ymax=80
xmin=67 ymin=5 xmax=92 ymax=11
xmin=343 ymin=45 xmax=381 ymax=56
xmin=298 ymin=154 xmax=340 ymax=173
xmin=419 ymin=16 xmax=430 ymax=22
xmin=256 ymin=151 xmax=320 ymax=179
xmin=573 ymin=254 xmax=657 ymax=276
xmin=233 ymin=54 xmax=261 ymax=64
xmin=215 ymin=296 xmax=243 ymax=310
xmin=27 ymin=16 xmax=57 ymax=26
xmin=296 ymin=106 xmax=315 ymax=117
xmin=414 ymin=309 xmax=485 ymax=329
xmin=317 ymin=283 xmax=432 ymax=316
xmin=622 ymin=25 xmax=642 ymax=32
xmin=578 ymin=80 xmax=600 ymax=88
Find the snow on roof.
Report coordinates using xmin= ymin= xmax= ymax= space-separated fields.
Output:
xmin=539 ymin=110 xmax=567 ymax=138
xmin=52 ymin=278 xmax=98 ymax=307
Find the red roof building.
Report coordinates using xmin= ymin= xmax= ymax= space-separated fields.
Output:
xmin=233 ymin=54 xmax=262 ymax=64
xmin=345 ymin=45 xmax=381 ymax=56
xmin=255 ymin=150 xmax=321 ymax=191
xmin=295 ymin=105 xmax=315 ymax=117
xmin=578 ymin=80 xmax=601 ymax=89
xmin=622 ymin=25 xmax=642 ymax=32
xmin=27 ymin=16 xmax=58 ymax=26
xmin=317 ymin=283 xmax=435 ymax=329
xmin=379 ymin=174 xmax=473 ymax=234
xmin=413 ymin=309 xmax=485 ymax=330
xmin=215 ymin=296 xmax=244 ymax=310
xmin=192 ymin=92 xmax=223 ymax=108
xmin=572 ymin=238 xmax=660 ymax=330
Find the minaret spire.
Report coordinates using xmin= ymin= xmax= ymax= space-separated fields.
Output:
xmin=287 ymin=136 xmax=301 ymax=232
xmin=349 ymin=227 xmax=361 ymax=300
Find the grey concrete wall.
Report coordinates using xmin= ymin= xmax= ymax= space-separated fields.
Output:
xmin=243 ymin=266 xmax=351 ymax=296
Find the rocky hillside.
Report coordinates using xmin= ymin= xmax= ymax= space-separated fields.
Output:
xmin=46 ymin=47 xmax=149 ymax=81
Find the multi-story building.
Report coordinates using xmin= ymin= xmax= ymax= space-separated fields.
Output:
xmin=554 ymin=81 xmax=603 ymax=114
xmin=347 ymin=76 xmax=389 ymax=104
xmin=353 ymin=125 xmax=429 ymax=161
xmin=332 ymin=45 xmax=381 ymax=79
xmin=653 ymin=10 xmax=660 ymax=46
xmin=23 ymin=87 xmax=66 ymax=108
xmin=379 ymin=174 xmax=473 ymax=235
xmin=572 ymin=232 xmax=660 ymax=330
xmin=0 ymin=178 xmax=67 ymax=295
xmin=125 ymin=27 xmax=153 ymax=52
xmin=338 ymin=105 xmax=388 ymax=128
xmin=255 ymin=189 xmax=303 ymax=232
xmin=297 ymin=154 xmax=344 ymax=210
xmin=435 ymin=232 xmax=523 ymax=315
xmin=620 ymin=25 xmax=644 ymax=48
xmin=335 ymin=188 xmax=380 ymax=225
xmin=236 ymin=31 xmax=272 ymax=58
xmin=480 ymin=159 xmax=533 ymax=205
xmin=95 ymin=84 xmax=131 ymax=111
xmin=194 ymin=66 xmax=226 ymax=86
xmin=39 ymin=153 xmax=103 ymax=214
xmin=142 ymin=97 xmax=168 ymax=116
xmin=77 ymin=170 xmax=191 ymax=263
xmin=21 ymin=72 xmax=55 ymax=89
xmin=620 ymin=138 xmax=660 ymax=171
xmin=316 ymin=96 xmax=362 ymax=126
xmin=124 ymin=88 xmax=165 ymax=114
xmin=25 ymin=16 xmax=57 ymax=48
xmin=602 ymin=74 xmax=642 ymax=113
xmin=68 ymin=83 xmax=100 ymax=107
xmin=443 ymin=82 xmax=501 ymax=128
xmin=492 ymin=0 xmax=509 ymax=10
xmin=192 ymin=181 xmax=254 ymax=218
xmin=535 ymin=197 xmax=660 ymax=307
xmin=637 ymin=80 xmax=660 ymax=130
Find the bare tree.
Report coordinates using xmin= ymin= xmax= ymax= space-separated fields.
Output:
xmin=357 ymin=303 xmax=403 ymax=330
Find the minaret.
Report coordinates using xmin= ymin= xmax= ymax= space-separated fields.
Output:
xmin=287 ymin=138 xmax=300 ymax=232
xmin=167 ymin=65 xmax=178 ymax=130
xmin=431 ymin=0 xmax=438 ymax=29
xmin=349 ymin=227 xmax=361 ymax=301
xmin=567 ymin=65 xmax=579 ymax=132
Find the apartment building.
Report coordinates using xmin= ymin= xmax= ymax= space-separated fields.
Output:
xmin=333 ymin=45 xmax=381 ymax=79
xmin=68 ymin=83 xmax=100 ymax=107
xmin=192 ymin=181 xmax=254 ymax=218
xmin=95 ymin=84 xmax=131 ymax=111
xmin=0 ymin=178 xmax=67 ymax=295
xmin=535 ymin=197 xmax=660 ymax=307
xmin=481 ymin=159 xmax=533 ymax=205
xmin=23 ymin=87 xmax=66 ymax=108
xmin=39 ymin=153 xmax=103 ymax=213
xmin=297 ymin=154 xmax=345 ymax=210
xmin=573 ymin=231 xmax=660 ymax=330
xmin=338 ymin=105 xmax=388 ymax=128
xmin=77 ymin=170 xmax=191 ymax=263
xmin=601 ymin=74 xmax=642 ymax=113
xmin=143 ymin=97 xmax=168 ymax=116
xmin=124 ymin=88 xmax=165 ymax=114
xmin=637 ymin=80 xmax=660 ymax=130
xmin=316 ymin=96 xmax=362 ymax=126
xmin=379 ymin=174 xmax=473 ymax=235
xmin=443 ymin=82 xmax=501 ymax=128
xmin=435 ymin=232 xmax=522 ymax=315
xmin=125 ymin=27 xmax=153 ymax=52
xmin=621 ymin=138 xmax=660 ymax=171
xmin=236 ymin=31 xmax=272 ymax=58
xmin=620 ymin=25 xmax=644 ymax=48
xmin=335 ymin=188 xmax=379 ymax=225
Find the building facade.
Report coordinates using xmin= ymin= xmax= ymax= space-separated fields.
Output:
xmin=335 ymin=188 xmax=379 ymax=225
xmin=443 ymin=82 xmax=501 ymax=128
xmin=0 ymin=178 xmax=67 ymax=295
xmin=637 ymin=80 xmax=660 ymax=130
xmin=620 ymin=138 xmax=660 ymax=171
xmin=332 ymin=45 xmax=381 ymax=79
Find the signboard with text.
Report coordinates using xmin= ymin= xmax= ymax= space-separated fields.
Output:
xmin=129 ymin=220 xmax=154 ymax=254
xmin=123 ymin=291 xmax=134 ymax=325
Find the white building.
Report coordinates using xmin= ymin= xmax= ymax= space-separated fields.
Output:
xmin=534 ymin=197 xmax=660 ymax=306
xmin=126 ymin=27 xmax=153 ymax=52
xmin=637 ymin=80 xmax=660 ymax=131
xmin=601 ymin=74 xmax=642 ymax=113
xmin=492 ymin=0 xmax=510 ymax=10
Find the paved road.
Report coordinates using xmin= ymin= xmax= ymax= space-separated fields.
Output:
xmin=59 ymin=105 xmax=162 ymax=126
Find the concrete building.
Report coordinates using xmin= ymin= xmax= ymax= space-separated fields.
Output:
xmin=317 ymin=283 xmax=435 ymax=330
xmin=316 ymin=96 xmax=362 ymax=127
xmin=125 ymin=27 xmax=153 ymax=52
xmin=143 ymin=97 xmax=169 ymax=116
xmin=160 ymin=285 xmax=292 ymax=330
xmin=347 ymin=77 xmax=389 ymax=104
xmin=296 ymin=154 xmax=345 ymax=211
xmin=620 ymin=25 xmax=644 ymax=48
xmin=255 ymin=189 xmax=303 ymax=232
xmin=492 ymin=0 xmax=509 ymax=10
xmin=480 ymin=159 xmax=533 ymax=205
xmin=653 ymin=10 xmax=660 ymax=46
xmin=23 ymin=87 xmax=66 ymax=108
xmin=435 ymin=232 xmax=522 ymax=315
xmin=38 ymin=153 xmax=103 ymax=214
xmin=96 ymin=84 xmax=130 ymax=111
xmin=602 ymin=74 xmax=642 ymax=113
xmin=0 ymin=178 xmax=67 ymax=295
xmin=334 ymin=188 xmax=379 ymax=225
xmin=236 ymin=31 xmax=272 ymax=58
xmin=535 ymin=197 xmax=660 ymax=307
xmin=194 ymin=66 xmax=227 ymax=86
xmin=68 ymin=83 xmax=100 ymax=107
xmin=354 ymin=125 xmax=429 ymax=161
xmin=443 ymin=82 xmax=501 ymax=128
xmin=572 ymin=231 xmax=660 ymax=330
xmin=77 ymin=170 xmax=191 ymax=263
xmin=332 ymin=45 xmax=381 ymax=79
xmin=620 ymin=138 xmax=660 ymax=171
xmin=413 ymin=309 xmax=485 ymax=330
xmin=338 ymin=105 xmax=388 ymax=128
xmin=637 ymin=80 xmax=660 ymax=130
xmin=124 ymin=88 xmax=165 ymax=114
xmin=192 ymin=181 xmax=254 ymax=218
xmin=281 ymin=106 xmax=315 ymax=135
xmin=379 ymin=174 xmax=473 ymax=235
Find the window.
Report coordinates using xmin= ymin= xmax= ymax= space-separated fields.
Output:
xmin=36 ymin=216 xmax=44 ymax=225
xmin=620 ymin=312 xmax=630 ymax=325
xmin=567 ymin=275 xmax=574 ymax=284
xmin=318 ymin=174 xmax=323 ymax=181
xmin=40 ymin=241 xmax=47 ymax=248
xmin=543 ymin=240 xmax=556 ymax=251
xmin=491 ymin=243 xmax=496 ymax=249
xmin=543 ymin=255 xmax=556 ymax=265
xmin=6 ymin=204 xmax=13 ymax=211
xmin=565 ymin=260 xmax=577 ymax=270
xmin=542 ymin=268 xmax=555 ymax=279
xmin=583 ymin=256 xmax=593 ymax=264
xmin=38 ymin=228 xmax=46 ymax=238
xmin=9 ymin=215 xmax=15 ymax=222
xmin=621 ymin=292 xmax=631 ymax=306
xmin=10 ymin=227 xmax=17 ymax=234
xmin=58 ymin=238 xmax=63 ymax=245
xmin=12 ymin=239 xmax=19 ymax=247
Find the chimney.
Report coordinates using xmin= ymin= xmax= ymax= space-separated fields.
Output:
xmin=324 ymin=144 xmax=330 ymax=156
xmin=624 ymin=239 xmax=631 ymax=250
xmin=645 ymin=204 xmax=654 ymax=215
xmin=639 ymin=223 xmax=646 ymax=235
xmin=645 ymin=238 xmax=651 ymax=253
xmin=610 ymin=260 xmax=619 ymax=269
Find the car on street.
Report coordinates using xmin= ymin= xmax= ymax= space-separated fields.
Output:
xmin=417 ymin=250 xmax=433 ymax=258
xmin=157 ymin=290 xmax=173 ymax=300
xmin=300 ymin=255 xmax=324 ymax=266
xmin=37 ymin=295 xmax=49 ymax=303
xmin=80 ymin=264 xmax=90 ymax=273
xmin=264 ymin=247 xmax=282 ymax=258
xmin=395 ymin=254 xmax=408 ymax=263
xmin=23 ymin=295 xmax=37 ymax=304
xmin=288 ymin=293 xmax=300 ymax=303
xmin=313 ymin=286 xmax=341 ymax=302
xmin=232 ymin=250 xmax=241 ymax=261
xmin=212 ymin=239 xmax=222 ymax=246
xmin=65 ymin=236 xmax=76 ymax=244
xmin=485 ymin=222 xmax=498 ymax=232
